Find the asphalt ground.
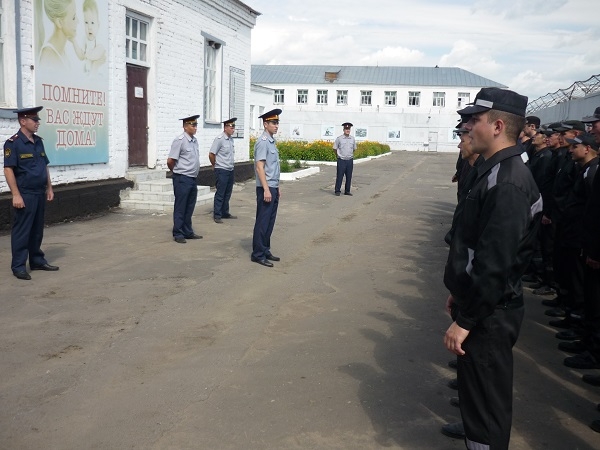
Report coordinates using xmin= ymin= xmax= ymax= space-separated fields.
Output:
xmin=0 ymin=151 xmax=599 ymax=449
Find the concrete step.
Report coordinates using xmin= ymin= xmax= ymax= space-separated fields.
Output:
xmin=121 ymin=185 xmax=211 ymax=203
xmin=125 ymin=169 xmax=168 ymax=185
xmin=137 ymin=179 xmax=174 ymax=192
xmin=120 ymin=192 xmax=214 ymax=212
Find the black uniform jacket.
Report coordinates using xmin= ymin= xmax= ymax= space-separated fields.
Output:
xmin=528 ymin=148 xmax=553 ymax=217
xmin=562 ymin=157 xmax=598 ymax=249
xmin=584 ymin=166 xmax=600 ymax=261
xmin=444 ymin=145 xmax=543 ymax=330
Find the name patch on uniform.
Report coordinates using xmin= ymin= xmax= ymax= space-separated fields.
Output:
xmin=19 ymin=153 xmax=34 ymax=159
xmin=4 ymin=148 xmax=10 ymax=158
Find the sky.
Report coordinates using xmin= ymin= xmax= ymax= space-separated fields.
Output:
xmin=245 ymin=0 xmax=600 ymax=101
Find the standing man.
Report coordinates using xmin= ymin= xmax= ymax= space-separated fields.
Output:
xmin=209 ymin=117 xmax=237 ymax=224
xmin=443 ymin=88 xmax=542 ymax=450
xmin=251 ymin=109 xmax=282 ymax=268
xmin=167 ymin=114 xmax=202 ymax=244
xmin=3 ymin=106 xmax=59 ymax=280
xmin=333 ymin=122 xmax=357 ymax=196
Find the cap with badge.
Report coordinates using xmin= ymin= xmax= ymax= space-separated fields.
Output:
xmin=342 ymin=122 xmax=353 ymax=129
xmin=259 ymin=109 xmax=282 ymax=123
xmin=457 ymin=87 xmax=528 ymax=117
xmin=15 ymin=106 xmax=43 ymax=121
xmin=180 ymin=114 xmax=200 ymax=125
xmin=559 ymin=120 xmax=586 ymax=132
xmin=565 ymin=132 xmax=600 ymax=151
xmin=223 ymin=117 xmax=237 ymax=126
xmin=582 ymin=107 xmax=600 ymax=124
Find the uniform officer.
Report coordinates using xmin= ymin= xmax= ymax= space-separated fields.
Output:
xmin=251 ymin=109 xmax=282 ymax=267
xmin=3 ymin=106 xmax=59 ymax=280
xmin=167 ymin=114 xmax=202 ymax=243
xmin=333 ymin=122 xmax=357 ymax=196
xmin=209 ymin=117 xmax=237 ymax=223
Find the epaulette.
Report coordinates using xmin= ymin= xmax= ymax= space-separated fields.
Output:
xmin=261 ymin=136 xmax=267 ymax=141
xmin=7 ymin=133 xmax=18 ymax=142
xmin=216 ymin=135 xmax=223 ymax=140
xmin=178 ymin=134 xmax=185 ymax=140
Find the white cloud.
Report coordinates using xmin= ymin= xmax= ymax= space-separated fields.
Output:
xmin=359 ymin=46 xmax=425 ymax=66
xmin=439 ymin=40 xmax=501 ymax=78
xmin=472 ymin=0 xmax=568 ymax=18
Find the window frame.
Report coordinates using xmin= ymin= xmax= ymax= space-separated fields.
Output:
xmin=384 ymin=91 xmax=397 ymax=106
xmin=360 ymin=90 xmax=372 ymax=106
xmin=297 ymin=89 xmax=308 ymax=104
xmin=408 ymin=91 xmax=420 ymax=107
xmin=202 ymin=33 xmax=224 ymax=124
xmin=433 ymin=91 xmax=446 ymax=107
xmin=317 ymin=89 xmax=328 ymax=105
xmin=125 ymin=12 xmax=150 ymax=67
xmin=458 ymin=92 xmax=470 ymax=108
xmin=337 ymin=90 xmax=348 ymax=105
xmin=274 ymin=89 xmax=285 ymax=104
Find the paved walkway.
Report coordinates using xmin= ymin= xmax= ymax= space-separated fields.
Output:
xmin=0 ymin=151 xmax=598 ymax=449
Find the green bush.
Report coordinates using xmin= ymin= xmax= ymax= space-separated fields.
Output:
xmin=280 ymin=159 xmax=291 ymax=173
xmin=249 ymin=137 xmax=390 ymax=162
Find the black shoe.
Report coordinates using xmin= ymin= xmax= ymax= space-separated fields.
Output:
xmin=556 ymin=329 xmax=582 ymax=341
xmin=441 ymin=422 xmax=465 ymax=439
xmin=542 ymin=298 xmax=560 ymax=307
xmin=174 ymin=237 xmax=187 ymax=244
xmin=30 ymin=263 xmax=59 ymax=271
xmin=335 ymin=192 xmax=341 ymax=196
xmin=591 ymin=420 xmax=600 ymax=433
xmin=251 ymin=256 xmax=273 ymax=267
xmin=582 ymin=374 xmax=600 ymax=387
xmin=528 ymin=281 xmax=546 ymax=289
xmin=545 ymin=307 xmax=566 ymax=317
xmin=222 ymin=214 xmax=237 ymax=219
xmin=265 ymin=253 xmax=280 ymax=262
xmin=214 ymin=217 xmax=223 ymax=223
xmin=447 ymin=378 xmax=458 ymax=390
xmin=549 ymin=318 xmax=571 ymax=329
xmin=564 ymin=351 xmax=600 ymax=369
xmin=185 ymin=234 xmax=203 ymax=239
xmin=448 ymin=359 xmax=458 ymax=370
xmin=13 ymin=271 xmax=31 ymax=280
xmin=344 ymin=192 xmax=353 ymax=196
xmin=450 ymin=397 xmax=460 ymax=408
xmin=558 ymin=340 xmax=587 ymax=354
xmin=533 ymin=285 xmax=556 ymax=295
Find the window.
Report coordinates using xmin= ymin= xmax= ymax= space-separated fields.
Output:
xmin=433 ymin=92 xmax=446 ymax=107
xmin=0 ymin=2 xmax=5 ymax=104
xmin=458 ymin=92 xmax=470 ymax=108
xmin=229 ymin=67 xmax=245 ymax=138
xmin=274 ymin=89 xmax=284 ymax=104
xmin=385 ymin=91 xmax=397 ymax=106
xmin=317 ymin=89 xmax=328 ymax=105
xmin=408 ymin=91 xmax=420 ymax=106
xmin=297 ymin=89 xmax=308 ymax=104
xmin=337 ymin=90 xmax=348 ymax=105
xmin=361 ymin=90 xmax=372 ymax=106
xmin=204 ymin=36 xmax=224 ymax=123
xmin=125 ymin=13 xmax=149 ymax=65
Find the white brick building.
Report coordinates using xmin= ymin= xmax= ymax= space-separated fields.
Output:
xmin=251 ymin=65 xmax=507 ymax=152
xmin=0 ymin=0 xmax=259 ymax=193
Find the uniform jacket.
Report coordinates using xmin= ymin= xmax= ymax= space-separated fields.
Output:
xmin=444 ymin=145 xmax=543 ymax=330
xmin=562 ymin=157 xmax=598 ymax=248
xmin=551 ymin=146 xmax=578 ymax=223
xmin=3 ymin=130 xmax=50 ymax=194
xmin=527 ymin=148 xmax=553 ymax=216
xmin=584 ymin=166 xmax=600 ymax=260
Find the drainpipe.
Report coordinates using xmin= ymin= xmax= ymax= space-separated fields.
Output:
xmin=15 ymin=0 xmax=23 ymax=107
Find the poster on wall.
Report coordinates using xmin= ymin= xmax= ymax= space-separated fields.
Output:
xmin=321 ymin=124 xmax=335 ymax=139
xmin=355 ymin=126 xmax=368 ymax=140
xmin=35 ymin=0 xmax=109 ymax=165
xmin=290 ymin=124 xmax=304 ymax=139
xmin=387 ymin=128 xmax=401 ymax=142
xmin=448 ymin=128 xmax=461 ymax=143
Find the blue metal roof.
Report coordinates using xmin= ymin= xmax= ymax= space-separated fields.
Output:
xmin=251 ymin=65 xmax=506 ymax=88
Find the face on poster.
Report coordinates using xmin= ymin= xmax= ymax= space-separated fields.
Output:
xmin=35 ymin=0 xmax=109 ymax=165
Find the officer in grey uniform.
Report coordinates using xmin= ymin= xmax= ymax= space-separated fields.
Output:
xmin=333 ymin=122 xmax=357 ymax=196
xmin=251 ymin=109 xmax=282 ymax=267
xmin=167 ymin=114 xmax=202 ymax=243
xmin=209 ymin=117 xmax=237 ymax=223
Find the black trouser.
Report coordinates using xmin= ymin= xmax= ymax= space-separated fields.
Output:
xmin=252 ymin=186 xmax=279 ymax=260
xmin=457 ymin=305 xmax=524 ymax=450
xmin=335 ymin=158 xmax=353 ymax=194
xmin=562 ymin=248 xmax=585 ymax=312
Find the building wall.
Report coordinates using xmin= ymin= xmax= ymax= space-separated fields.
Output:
xmin=533 ymin=92 xmax=600 ymax=125
xmin=252 ymin=83 xmax=480 ymax=152
xmin=0 ymin=0 xmax=257 ymax=193
xmin=249 ymin=84 xmax=274 ymax=136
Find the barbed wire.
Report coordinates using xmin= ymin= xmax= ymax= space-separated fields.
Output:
xmin=527 ymin=74 xmax=600 ymax=113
